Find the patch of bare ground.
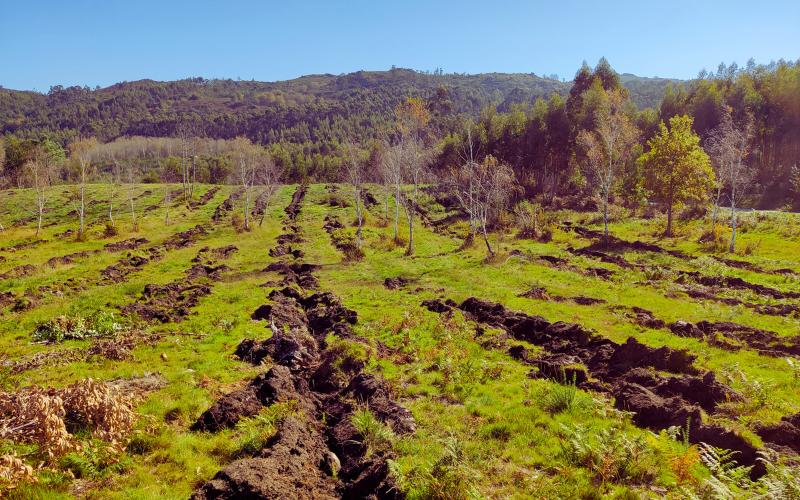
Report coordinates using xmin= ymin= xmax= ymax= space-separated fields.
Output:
xmin=1 ymin=240 xmax=47 ymax=253
xmin=2 ymin=330 xmax=165 ymax=374
xmin=99 ymin=225 xmax=207 ymax=285
xmin=678 ymin=271 xmax=800 ymax=300
xmin=211 ymin=188 xmax=244 ymax=222
xmin=0 ymin=264 xmax=36 ymax=280
xmin=517 ymin=286 xmax=606 ymax=305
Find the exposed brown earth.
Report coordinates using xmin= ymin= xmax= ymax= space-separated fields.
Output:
xmin=190 ymin=186 xmax=221 ymax=209
xmin=192 ymin=185 xmax=413 ymax=498
xmin=46 ymin=250 xmax=101 ymax=267
xmin=679 ymin=271 xmax=800 ymax=300
xmin=0 ymin=264 xmax=36 ymax=280
xmin=670 ymin=320 xmax=800 ymax=357
xmin=121 ymin=244 xmax=234 ymax=323
xmin=212 ymin=189 xmax=244 ymax=222
xmin=104 ymin=237 xmax=149 ymax=252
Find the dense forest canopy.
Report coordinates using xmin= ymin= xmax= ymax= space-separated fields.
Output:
xmin=1 ymin=60 xmax=798 ymax=208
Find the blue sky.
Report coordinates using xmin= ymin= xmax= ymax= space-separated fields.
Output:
xmin=2 ymin=0 xmax=798 ymax=91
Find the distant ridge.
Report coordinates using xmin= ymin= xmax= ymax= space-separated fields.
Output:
xmin=0 ymin=68 xmax=681 ymax=145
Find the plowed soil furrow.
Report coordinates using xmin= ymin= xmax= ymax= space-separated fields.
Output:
xmin=190 ymin=186 xmax=221 ymax=209
xmin=211 ymin=188 xmax=244 ymax=222
xmin=679 ymin=271 xmax=800 ymax=300
xmin=121 ymin=244 xmax=237 ymax=323
xmin=192 ymin=185 xmax=413 ymax=499
xmin=422 ymin=296 xmax=798 ymax=477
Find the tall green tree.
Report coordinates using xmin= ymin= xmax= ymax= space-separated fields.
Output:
xmin=638 ymin=115 xmax=714 ymax=236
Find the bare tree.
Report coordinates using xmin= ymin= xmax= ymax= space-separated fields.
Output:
xmin=393 ymin=97 xmax=431 ymax=256
xmin=256 ymin=152 xmax=282 ymax=227
xmin=344 ymin=140 xmax=366 ymax=244
xmin=445 ymin=126 xmax=481 ymax=246
xmin=231 ymin=137 xmax=258 ymax=231
xmin=448 ymin=153 xmax=517 ymax=256
xmin=126 ymin=163 xmax=139 ymax=231
xmin=24 ymin=158 xmax=51 ymax=238
xmin=381 ymin=142 xmax=404 ymax=242
xmin=106 ymin=160 xmax=121 ymax=226
xmin=69 ymin=138 xmax=97 ymax=238
xmin=577 ymin=89 xmax=638 ymax=242
xmin=706 ymin=109 xmax=754 ymax=252
xmin=176 ymin=122 xmax=196 ymax=203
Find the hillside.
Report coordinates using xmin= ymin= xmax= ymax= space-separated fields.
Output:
xmin=0 ymin=69 xmax=678 ymax=145
xmin=1 ymin=183 xmax=800 ymax=496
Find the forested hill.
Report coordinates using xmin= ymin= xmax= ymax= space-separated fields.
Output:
xmin=0 ymin=68 xmax=678 ymax=146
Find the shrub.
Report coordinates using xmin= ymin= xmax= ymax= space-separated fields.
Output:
xmin=515 ymin=201 xmax=555 ymax=241
xmin=559 ymin=425 xmax=656 ymax=485
xmin=542 ymin=376 xmax=591 ymax=414
xmin=231 ymin=213 xmax=246 ymax=233
xmin=59 ymin=440 xmax=129 ymax=479
xmin=698 ymin=224 xmax=727 ymax=252
xmin=641 ymin=265 xmax=676 ymax=282
xmin=103 ymin=223 xmax=119 ymax=238
xmin=60 ymin=379 xmax=135 ymax=444
xmin=324 ymin=193 xmax=350 ymax=207
xmin=679 ymin=203 xmax=707 ymax=221
xmin=0 ymin=453 xmax=36 ymax=490
xmin=737 ymin=239 xmax=760 ymax=256
xmin=33 ymin=312 xmax=123 ymax=343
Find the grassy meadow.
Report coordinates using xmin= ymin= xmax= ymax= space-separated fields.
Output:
xmin=1 ymin=183 xmax=799 ymax=499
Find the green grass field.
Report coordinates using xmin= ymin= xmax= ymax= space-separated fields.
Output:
xmin=1 ymin=183 xmax=799 ymax=498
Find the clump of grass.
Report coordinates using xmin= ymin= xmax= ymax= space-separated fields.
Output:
xmin=515 ymin=200 xmax=556 ymax=242
xmin=351 ymin=407 xmax=395 ymax=457
xmin=396 ymin=436 xmax=479 ymax=500
xmin=541 ymin=376 xmax=592 ymax=414
xmin=234 ymin=402 xmax=298 ymax=458
xmin=324 ymin=193 xmax=350 ymax=207
xmin=231 ymin=213 xmax=247 ymax=233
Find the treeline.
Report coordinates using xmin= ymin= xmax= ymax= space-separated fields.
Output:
xmin=436 ymin=59 xmax=800 ymax=209
xmin=1 ymin=60 xmax=798 ymax=210
xmin=0 ymin=68 xmax=677 ymax=182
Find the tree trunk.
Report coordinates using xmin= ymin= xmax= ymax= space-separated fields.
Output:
xmin=355 ymin=189 xmax=363 ymax=243
xmin=79 ymin=183 xmax=85 ymax=237
xmin=384 ymin=184 xmax=390 ymax=219
xmin=191 ymin=157 xmax=196 ymax=199
xmin=405 ymin=209 xmax=414 ymax=256
xmin=108 ymin=194 xmax=114 ymax=225
xmin=482 ymin=221 xmax=494 ymax=256
xmin=729 ymin=185 xmax=737 ymax=253
xmin=665 ymin=202 xmax=673 ymax=237
xmin=129 ymin=189 xmax=137 ymax=231
xmin=243 ymin=186 xmax=250 ymax=231
xmin=602 ymin=192 xmax=610 ymax=245
xmin=393 ymin=185 xmax=400 ymax=242
xmin=37 ymin=198 xmax=43 ymax=238
xmin=164 ymin=186 xmax=171 ymax=225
